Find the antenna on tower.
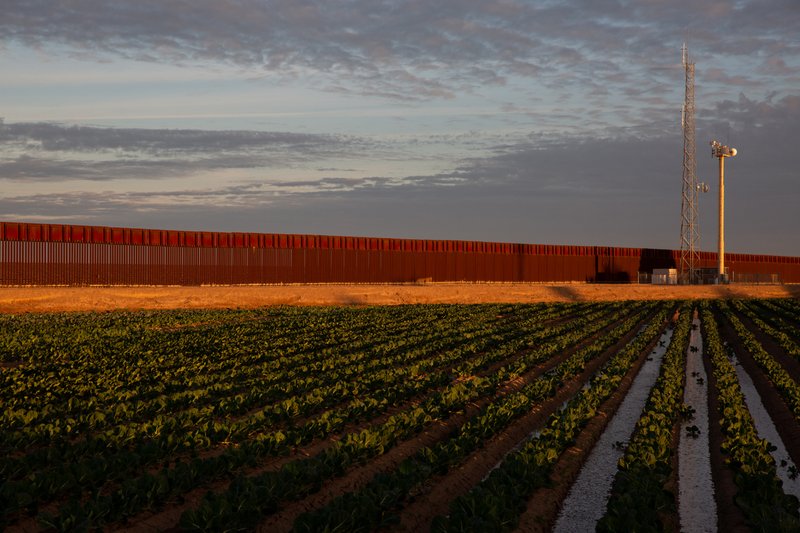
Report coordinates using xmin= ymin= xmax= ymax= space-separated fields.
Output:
xmin=679 ymin=43 xmax=703 ymax=284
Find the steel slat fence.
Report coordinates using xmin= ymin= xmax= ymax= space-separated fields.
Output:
xmin=1 ymin=221 xmax=798 ymax=285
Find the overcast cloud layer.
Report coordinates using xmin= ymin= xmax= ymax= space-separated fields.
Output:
xmin=1 ymin=1 xmax=798 ymax=254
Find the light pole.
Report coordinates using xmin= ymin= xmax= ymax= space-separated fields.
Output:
xmin=710 ymin=140 xmax=737 ymax=283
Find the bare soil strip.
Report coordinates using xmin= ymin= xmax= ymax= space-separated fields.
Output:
xmin=1 ymin=283 xmax=798 ymax=312
xmin=678 ymin=315 xmax=717 ymax=533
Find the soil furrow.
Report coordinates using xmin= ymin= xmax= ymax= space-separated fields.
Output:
xmin=702 ymin=313 xmax=749 ymax=533
xmin=388 ymin=310 xmax=661 ymax=533
xmin=112 ymin=342 xmax=537 ymax=532
xmin=677 ymin=313 xmax=716 ymax=532
xmin=112 ymin=312 xmax=610 ymax=532
xmin=716 ymin=310 xmax=800 ymax=469
xmin=512 ymin=315 xmax=670 ymax=532
xmin=730 ymin=304 xmax=800 ymax=380
xmin=253 ymin=311 xmax=650 ymax=533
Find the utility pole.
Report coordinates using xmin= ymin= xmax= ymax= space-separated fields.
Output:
xmin=710 ymin=140 xmax=737 ymax=283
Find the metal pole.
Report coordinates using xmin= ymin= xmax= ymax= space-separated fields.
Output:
xmin=711 ymin=140 xmax=735 ymax=284
xmin=718 ymin=155 xmax=725 ymax=281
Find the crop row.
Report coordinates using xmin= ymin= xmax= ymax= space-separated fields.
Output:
xmin=173 ymin=303 xmax=659 ymax=532
xmin=775 ymin=298 xmax=800 ymax=316
xmin=3 ymin=306 xmax=545 ymax=446
xmin=11 ymin=299 xmax=797 ymax=532
xmin=3 ymin=303 xmax=580 ymax=456
xmin=700 ymin=304 xmax=800 ymax=531
xmin=0 ymin=306 xmax=434 ymax=365
xmin=1 ymin=302 xmax=638 ymax=530
xmin=4 ymin=304 xmax=549 ymax=423
xmin=2 ymin=304 xmax=607 ymax=525
xmin=757 ymin=300 xmax=800 ymax=341
xmin=430 ymin=306 xmax=672 ymax=531
xmin=1 ymin=305 xmax=524 ymax=429
xmin=717 ymin=301 xmax=800 ymax=421
xmin=597 ymin=303 xmax=692 ymax=531
xmin=732 ymin=299 xmax=800 ymax=359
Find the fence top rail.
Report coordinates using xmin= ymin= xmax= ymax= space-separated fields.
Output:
xmin=1 ymin=221 xmax=798 ymax=264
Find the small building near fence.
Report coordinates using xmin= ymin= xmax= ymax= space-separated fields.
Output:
xmin=652 ymin=268 xmax=678 ymax=285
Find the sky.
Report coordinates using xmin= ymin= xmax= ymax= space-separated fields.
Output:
xmin=1 ymin=0 xmax=798 ymax=255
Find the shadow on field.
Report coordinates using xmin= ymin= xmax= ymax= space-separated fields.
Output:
xmin=714 ymin=284 xmax=800 ymax=300
xmin=332 ymin=293 xmax=370 ymax=306
xmin=545 ymin=285 xmax=586 ymax=302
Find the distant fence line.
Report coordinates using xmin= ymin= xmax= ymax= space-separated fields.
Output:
xmin=1 ymin=222 xmax=798 ymax=285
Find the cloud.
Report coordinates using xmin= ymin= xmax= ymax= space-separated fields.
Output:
xmin=3 ymin=1 xmax=798 ymax=101
xmin=0 ymin=154 xmax=162 ymax=181
xmin=1 ymin=128 xmax=796 ymax=255
xmin=0 ymin=121 xmax=360 ymax=155
xmin=0 ymin=121 xmax=378 ymax=181
xmin=4 ymin=90 xmax=799 ymax=197
xmin=1 ymin=90 xmax=798 ymax=255
xmin=703 ymin=68 xmax=760 ymax=87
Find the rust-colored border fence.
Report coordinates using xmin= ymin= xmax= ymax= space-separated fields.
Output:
xmin=1 ymin=222 xmax=798 ymax=285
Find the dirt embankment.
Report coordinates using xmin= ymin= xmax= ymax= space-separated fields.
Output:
xmin=0 ymin=284 xmax=798 ymax=313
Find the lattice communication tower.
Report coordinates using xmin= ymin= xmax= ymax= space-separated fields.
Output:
xmin=679 ymin=44 xmax=699 ymax=283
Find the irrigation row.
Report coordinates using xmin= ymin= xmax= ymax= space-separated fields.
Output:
xmin=677 ymin=312 xmax=715 ymax=533
xmin=534 ymin=300 xmax=800 ymax=533
xmin=554 ymin=324 xmax=675 ymax=532
xmin=385 ymin=299 xmax=799 ymax=532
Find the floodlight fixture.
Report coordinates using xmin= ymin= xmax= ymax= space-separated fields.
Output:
xmin=710 ymin=140 xmax=737 ymax=158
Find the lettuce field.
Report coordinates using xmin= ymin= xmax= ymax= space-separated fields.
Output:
xmin=2 ymin=299 xmax=800 ymax=532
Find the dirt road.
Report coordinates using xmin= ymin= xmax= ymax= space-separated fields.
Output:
xmin=0 ymin=283 xmax=797 ymax=313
